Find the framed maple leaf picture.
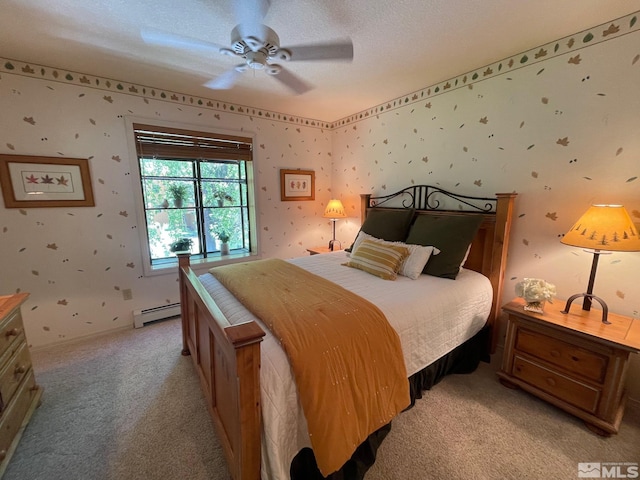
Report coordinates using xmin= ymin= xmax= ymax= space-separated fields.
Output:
xmin=0 ymin=154 xmax=95 ymax=208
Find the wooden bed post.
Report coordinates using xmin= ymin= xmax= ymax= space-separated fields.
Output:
xmin=177 ymin=253 xmax=191 ymax=356
xmin=489 ymin=193 xmax=517 ymax=353
xmin=361 ymin=193 xmax=372 ymax=222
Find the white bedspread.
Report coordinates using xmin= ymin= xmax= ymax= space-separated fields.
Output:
xmin=198 ymin=250 xmax=492 ymax=480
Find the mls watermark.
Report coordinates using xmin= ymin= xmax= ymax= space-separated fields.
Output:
xmin=578 ymin=463 xmax=639 ymax=478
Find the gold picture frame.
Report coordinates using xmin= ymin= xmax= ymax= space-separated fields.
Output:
xmin=0 ymin=154 xmax=95 ymax=208
xmin=280 ymin=169 xmax=315 ymax=201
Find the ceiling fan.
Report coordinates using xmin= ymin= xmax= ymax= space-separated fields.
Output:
xmin=141 ymin=0 xmax=353 ymax=95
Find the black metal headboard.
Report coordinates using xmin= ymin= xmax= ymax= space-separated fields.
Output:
xmin=366 ymin=185 xmax=497 ymax=213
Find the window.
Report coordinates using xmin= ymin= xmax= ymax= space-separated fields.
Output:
xmin=130 ymin=122 xmax=258 ymax=275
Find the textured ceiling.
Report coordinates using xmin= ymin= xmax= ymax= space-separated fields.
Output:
xmin=1 ymin=0 xmax=638 ymax=121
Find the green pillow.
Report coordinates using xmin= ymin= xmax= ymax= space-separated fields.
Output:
xmin=405 ymin=214 xmax=484 ymax=279
xmin=347 ymin=208 xmax=415 ymax=251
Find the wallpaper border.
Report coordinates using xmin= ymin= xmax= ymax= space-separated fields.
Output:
xmin=1 ymin=11 xmax=637 ymax=130
xmin=0 ymin=57 xmax=333 ymax=130
xmin=331 ymin=11 xmax=639 ymax=128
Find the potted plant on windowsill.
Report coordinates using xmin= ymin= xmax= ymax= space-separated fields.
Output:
xmin=169 ymin=237 xmax=193 ymax=254
xmin=213 ymin=229 xmax=231 ymax=255
xmin=169 ymin=184 xmax=188 ymax=208
xmin=213 ymin=189 xmax=233 ymax=207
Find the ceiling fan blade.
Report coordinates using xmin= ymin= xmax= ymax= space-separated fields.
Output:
xmin=272 ymin=67 xmax=312 ymax=95
xmin=141 ymin=29 xmax=225 ymax=55
xmin=283 ymin=39 xmax=354 ymax=62
xmin=203 ymin=68 xmax=244 ymax=90
xmin=233 ymin=0 xmax=271 ymax=46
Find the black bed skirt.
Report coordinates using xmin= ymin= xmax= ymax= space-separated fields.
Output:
xmin=290 ymin=326 xmax=491 ymax=480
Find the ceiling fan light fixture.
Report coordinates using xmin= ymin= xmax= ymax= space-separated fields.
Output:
xmin=246 ymin=51 xmax=267 ymax=69
xmin=230 ymin=24 xmax=280 ymax=55
xmin=244 ymin=36 xmax=264 ymax=51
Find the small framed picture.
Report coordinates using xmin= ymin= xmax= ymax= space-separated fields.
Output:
xmin=280 ymin=169 xmax=315 ymax=201
xmin=0 ymin=154 xmax=95 ymax=208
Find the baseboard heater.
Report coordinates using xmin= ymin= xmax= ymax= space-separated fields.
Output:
xmin=133 ymin=303 xmax=181 ymax=328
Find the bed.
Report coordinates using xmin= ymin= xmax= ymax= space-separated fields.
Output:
xmin=177 ymin=185 xmax=516 ymax=480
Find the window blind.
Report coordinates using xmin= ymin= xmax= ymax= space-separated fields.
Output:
xmin=133 ymin=123 xmax=252 ymax=161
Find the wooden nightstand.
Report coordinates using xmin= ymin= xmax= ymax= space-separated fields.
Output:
xmin=306 ymin=246 xmax=341 ymax=255
xmin=497 ymin=297 xmax=640 ymax=436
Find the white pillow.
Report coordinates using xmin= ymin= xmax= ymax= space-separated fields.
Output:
xmin=400 ymin=243 xmax=439 ymax=280
xmin=349 ymin=230 xmax=370 ymax=255
xmin=349 ymin=231 xmax=440 ymax=280
xmin=460 ymin=244 xmax=472 ymax=271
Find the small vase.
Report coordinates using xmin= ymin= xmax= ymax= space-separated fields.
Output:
xmin=220 ymin=243 xmax=230 ymax=255
xmin=524 ymin=301 xmax=545 ymax=314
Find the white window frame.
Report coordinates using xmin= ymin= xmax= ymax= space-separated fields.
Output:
xmin=125 ymin=116 xmax=261 ymax=276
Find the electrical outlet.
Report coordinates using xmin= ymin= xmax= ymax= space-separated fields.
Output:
xmin=122 ymin=288 xmax=133 ymax=301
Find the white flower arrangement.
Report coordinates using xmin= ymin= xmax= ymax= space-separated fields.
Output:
xmin=515 ymin=278 xmax=556 ymax=313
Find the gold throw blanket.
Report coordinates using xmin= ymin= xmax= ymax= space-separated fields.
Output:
xmin=209 ymin=258 xmax=410 ymax=476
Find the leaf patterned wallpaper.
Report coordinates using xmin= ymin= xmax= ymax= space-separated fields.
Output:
xmin=331 ymin=15 xmax=640 ymax=321
xmin=0 ymin=10 xmax=639 ymax=396
xmin=0 ymin=76 xmax=334 ymax=346
xmin=329 ymin=15 xmax=640 ymax=396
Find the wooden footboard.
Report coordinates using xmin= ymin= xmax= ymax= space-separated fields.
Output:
xmin=177 ymin=254 xmax=265 ymax=480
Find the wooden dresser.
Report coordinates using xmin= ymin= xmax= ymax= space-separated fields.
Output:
xmin=498 ymin=298 xmax=640 ymax=436
xmin=0 ymin=293 xmax=43 ymax=476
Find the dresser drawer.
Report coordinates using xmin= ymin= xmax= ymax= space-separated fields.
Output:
xmin=0 ymin=341 xmax=31 ymax=412
xmin=0 ymin=309 xmax=24 ymax=358
xmin=0 ymin=369 xmax=38 ymax=462
xmin=515 ymin=328 xmax=607 ymax=383
xmin=512 ymin=355 xmax=601 ymax=413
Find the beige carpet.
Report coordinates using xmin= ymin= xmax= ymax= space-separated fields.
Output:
xmin=6 ymin=317 xmax=639 ymax=479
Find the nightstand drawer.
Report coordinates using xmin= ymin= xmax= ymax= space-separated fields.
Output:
xmin=513 ymin=355 xmax=600 ymax=413
xmin=0 ymin=341 xmax=31 ymax=411
xmin=515 ymin=328 xmax=608 ymax=383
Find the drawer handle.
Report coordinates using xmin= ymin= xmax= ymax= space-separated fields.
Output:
xmin=14 ymin=365 xmax=27 ymax=375
xmin=5 ymin=328 xmax=21 ymax=338
xmin=0 ymin=449 xmax=5 ymax=461
xmin=546 ymin=377 xmax=556 ymax=387
xmin=550 ymin=349 xmax=560 ymax=358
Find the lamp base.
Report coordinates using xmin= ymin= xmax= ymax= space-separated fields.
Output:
xmin=328 ymin=239 xmax=342 ymax=251
xmin=561 ymin=293 xmax=610 ymax=324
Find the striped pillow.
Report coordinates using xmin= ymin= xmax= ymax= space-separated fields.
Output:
xmin=343 ymin=239 xmax=409 ymax=280
xmin=348 ymin=231 xmax=440 ymax=280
